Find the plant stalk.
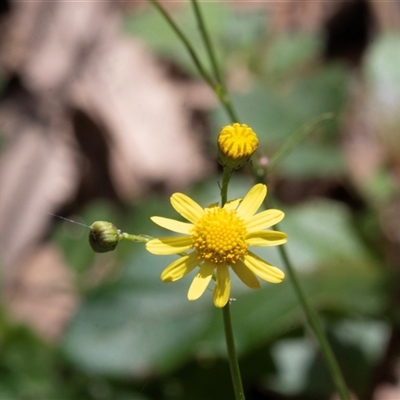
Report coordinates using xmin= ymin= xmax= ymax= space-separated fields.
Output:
xmin=275 ymin=233 xmax=351 ymax=400
xmin=222 ymin=302 xmax=246 ymax=400
xmin=220 ymin=167 xmax=232 ymax=207
xmin=148 ymin=0 xmax=215 ymax=89
xmin=190 ymin=0 xmax=239 ymax=122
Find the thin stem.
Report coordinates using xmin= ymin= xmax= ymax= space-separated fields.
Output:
xmin=267 ymin=112 xmax=334 ymax=173
xmin=220 ymin=166 xmax=245 ymax=399
xmin=257 ymin=135 xmax=351 ymax=400
xmin=190 ymin=0 xmax=223 ymax=87
xmin=218 ymin=161 xmax=243 ymax=399
xmin=190 ymin=0 xmax=239 ymax=122
xmin=220 ymin=167 xmax=232 ymax=207
xmin=120 ymin=233 xmax=151 ymax=243
xmin=148 ymin=0 xmax=238 ymax=122
xmin=222 ymin=302 xmax=246 ymax=400
xmin=148 ymin=0 xmax=215 ymax=89
xmin=275 ymin=232 xmax=351 ymax=400
xmin=216 ymin=85 xmax=239 ymax=123
xmin=261 ymin=177 xmax=351 ymax=400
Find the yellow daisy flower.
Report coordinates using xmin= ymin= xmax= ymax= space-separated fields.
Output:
xmin=146 ymin=184 xmax=287 ymax=308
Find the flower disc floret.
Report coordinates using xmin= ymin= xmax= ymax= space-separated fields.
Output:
xmin=191 ymin=207 xmax=247 ymax=265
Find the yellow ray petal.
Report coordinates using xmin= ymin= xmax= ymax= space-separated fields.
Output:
xmin=213 ymin=265 xmax=231 ymax=308
xmin=243 ymin=252 xmax=284 ymax=283
xmin=236 ymin=184 xmax=267 ymax=219
xmin=161 ymin=252 xmax=199 ymax=282
xmin=245 ymin=209 xmax=284 ymax=232
xmin=223 ymin=198 xmax=241 ymax=211
xmin=146 ymin=236 xmax=193 ymax=255
xmin=246 ymin=230 xmax=287 ymax=246
xmin=170 ymin=193 xmax=204 ymax=224
xmin=151 ymin=216 xmax=193 ymax=234
xmin=231 ymin=260 xmax=260 ymax=289
xmin=188 ymin=261 xmax=215 ymax=300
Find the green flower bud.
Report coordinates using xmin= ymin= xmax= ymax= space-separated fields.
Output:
xmin=89 ymin=221 xmax=120 ymax=253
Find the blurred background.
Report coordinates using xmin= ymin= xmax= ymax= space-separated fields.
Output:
xmin=0 ymin=1 xmax=400 ymax=399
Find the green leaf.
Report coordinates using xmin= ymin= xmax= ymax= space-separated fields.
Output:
xmin=264 ymin=34 xmax=323 ymax=78
xmin=62 ymin=246 xmax=214 ymax=377
xmin=364 ymin=33 xmax=400 ymax=109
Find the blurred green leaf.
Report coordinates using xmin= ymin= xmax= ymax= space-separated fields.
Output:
xmin=364 ymin=34 xmax=400 ymax=168
xmin=62 ymin=246 xmax=214 ymax=377
xmin=302 ymin=329 xmax=371 ymax=398
xmin=266 ymin=112 xmax=340 ymax=177
xmin=0 ymin=311 xmax=90 ymax=400
xmin=364 ymin=34 xmax=400 ymax=110
xmin=269 ymin=338 xmax=315 ymax=394
xmin=0 ymin=314 xmax=54 ymax=399
xmin=264 ymin=34 xmax=323 ymax=79
xmin=360 ymin=167 xmax=398 ymax=207
xmin=269 ymin=318 xmax=389 ymax=398
xmin=278 ymin=141 xmax=346 ymax=178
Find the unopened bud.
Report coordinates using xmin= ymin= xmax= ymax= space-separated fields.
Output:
xmin=89 ymin=221 xmax=120 ymax=253
xmin=218 ymin=123 xmax=258 ymax=170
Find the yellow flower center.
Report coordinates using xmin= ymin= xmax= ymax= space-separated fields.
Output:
xmin=218 ymin=123 xmax=258 ymax=159
xmin=191 ymin=207 xmax=248 ymax=265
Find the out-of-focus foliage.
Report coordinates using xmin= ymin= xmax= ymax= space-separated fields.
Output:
xmin=2 ymin=3 xmax=400 ymax=400
xmin=0 ymin=309 xmax=137 ymax=400
xmin=123 ymin=3 xmax=265 ymax=76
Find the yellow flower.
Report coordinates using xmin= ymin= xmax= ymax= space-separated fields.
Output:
xmin=218 ymin=123 xmax=259 ymax=169
xmin=146 ymin=184 xmax=286 ymax=308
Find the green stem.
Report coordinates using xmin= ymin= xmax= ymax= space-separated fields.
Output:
xmin=222 ymin=302 xmax=246 ymax=400
xmin=220 ymin=167 xmax=232 ymax=207
xmin=267 ymin=112 xmax=334 ymax=173
xmin=120 ymin=232 xmax=151 ymax=243
xmin=148 ymin=0 xmax=215 ymax=89
xmin=190 ymin=0 xmax=223 ymax=87
xmin=275 ymin=234 xmax=351 ymax=400
xmin=148 ymin=0 xmax=238 ymax=122
xmin=220 ymin=165 xmax=245 ymax=399
xmin=190 ymin=0 xmax=239 ymax=122
xmin=260 ymin=167 xmax=350 ymax=399
xmin=254 ymin=119 xmax=350 ymax=399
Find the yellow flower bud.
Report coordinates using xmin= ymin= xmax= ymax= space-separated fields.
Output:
xmin=217 ymin=123 xmax=259 ymax=169
xmin=89 ymin=221 xmax=120 ymax=253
